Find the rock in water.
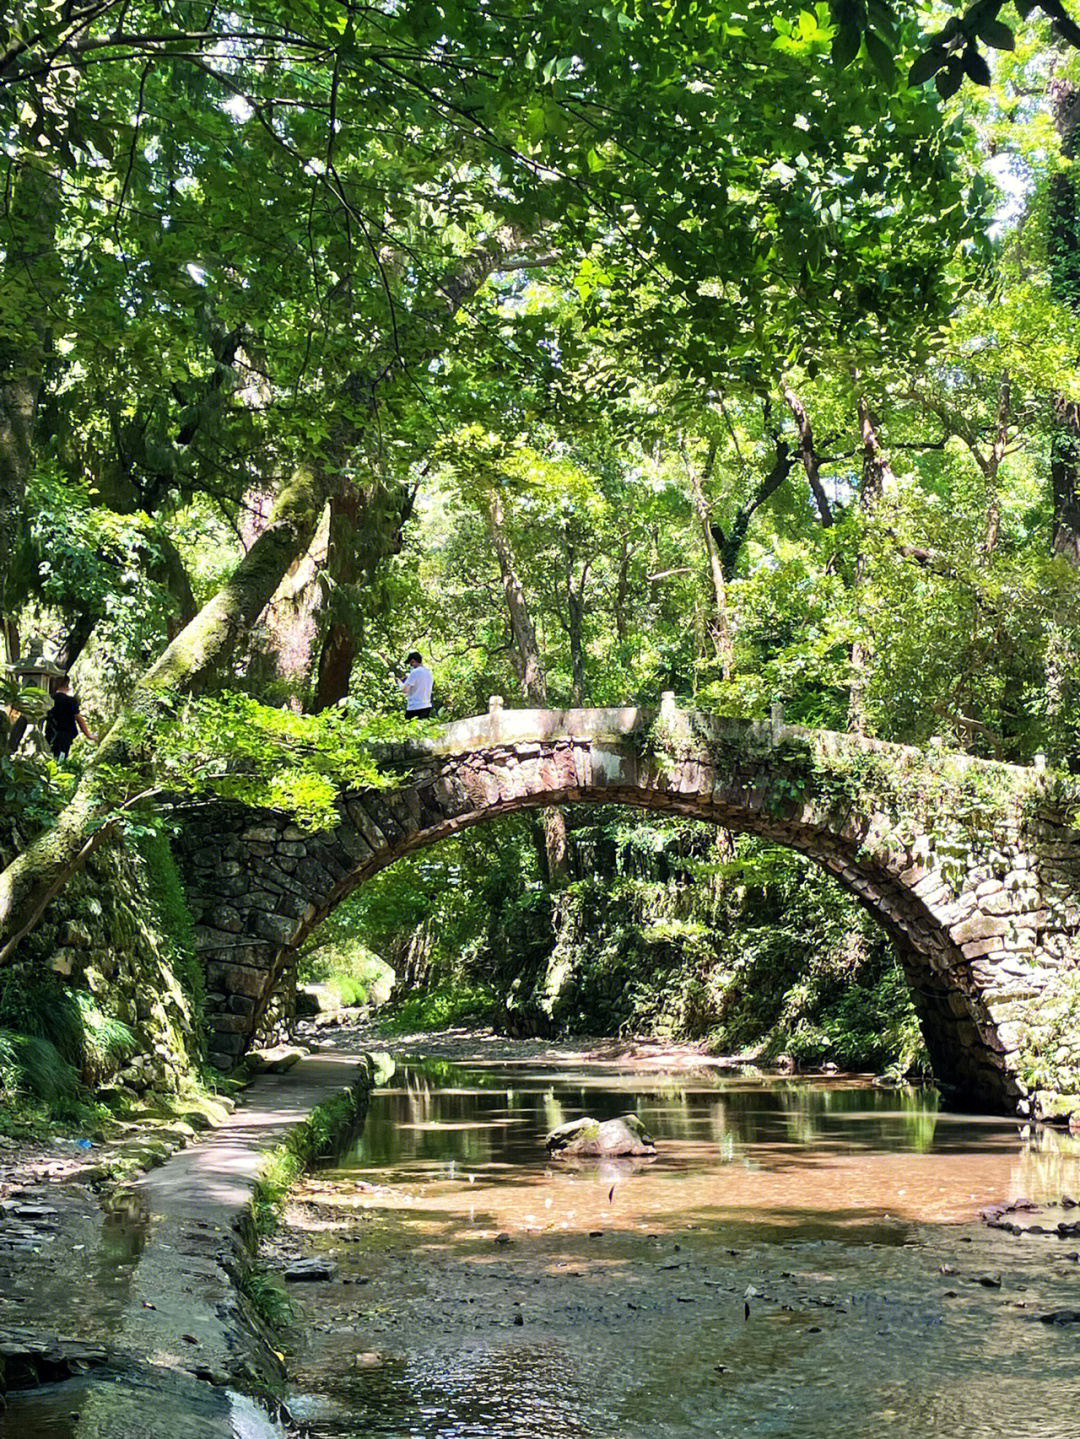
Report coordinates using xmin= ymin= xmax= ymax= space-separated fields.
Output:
xmin=284 ymin=1258 xmax=337 ymax=1282
xmin=545 ymin=1114 xmax=656 ymax=1158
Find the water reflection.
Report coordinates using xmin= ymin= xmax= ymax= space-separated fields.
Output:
xmin=335 ymin=1062 xmax=1076 ymax=1234
xmin=288 ymin=1061 xmax=1080 ymax=1438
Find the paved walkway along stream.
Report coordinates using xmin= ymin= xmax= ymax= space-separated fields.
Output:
xmin=0 ymin=1051 xmax=372 ymax=1439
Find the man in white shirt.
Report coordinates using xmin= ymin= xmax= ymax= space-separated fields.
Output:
xmin=399 ymin=651 xmax=434 ymax=718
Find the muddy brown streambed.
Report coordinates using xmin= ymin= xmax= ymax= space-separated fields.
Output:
xmin=272 ymin=1056 xmax=1080 ymax=1439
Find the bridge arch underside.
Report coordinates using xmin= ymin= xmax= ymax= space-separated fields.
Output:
xmin=320 ymin=790 xmax=986 ymax=1100
xmin=177 ymin=739 xmax=1040 ymax=1112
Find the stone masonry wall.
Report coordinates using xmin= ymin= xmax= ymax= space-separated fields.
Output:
xmin=0 ymin=833 xmax=204 ymax=1100
xmin=173 ymin=706 xmax=1080 ymax=1118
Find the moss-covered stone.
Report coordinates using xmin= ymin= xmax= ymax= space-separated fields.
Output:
xmin=0 ymin=831 xmax=206 ymax=1109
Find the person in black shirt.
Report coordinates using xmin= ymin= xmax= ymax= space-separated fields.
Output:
xmin=43 ymin=676 xmax=98 ymax=759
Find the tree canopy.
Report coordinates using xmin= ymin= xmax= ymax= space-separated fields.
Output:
xmin=4 ymin=3 xmax=1080 ymax=1056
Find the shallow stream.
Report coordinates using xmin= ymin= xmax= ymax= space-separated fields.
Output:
xmin=278 ymin=1056 xmax=1080 ymax=1439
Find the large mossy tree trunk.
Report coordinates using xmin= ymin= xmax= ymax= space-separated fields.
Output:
xmin=311 ymin=478 xmax=417 ymax=712
xmin=312 ymin=484 xmax=368 ymax=713
xmin=0 ymin=463 xmax=328 ymax=966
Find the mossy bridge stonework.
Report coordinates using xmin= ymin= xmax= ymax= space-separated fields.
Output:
xmin=173 ymin=701 xmax=1080 ymax=1116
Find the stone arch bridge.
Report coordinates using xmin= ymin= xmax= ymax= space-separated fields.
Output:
xmin=174 ymin=701 xmax=1080 ymax=1115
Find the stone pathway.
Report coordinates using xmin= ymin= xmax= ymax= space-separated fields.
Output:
xmin=0 ymin=1051 xmax=371 ymax=1439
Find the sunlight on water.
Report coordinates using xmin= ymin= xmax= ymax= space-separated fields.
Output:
xmin=281 ymin=1061 xmax=1080 ymax=1439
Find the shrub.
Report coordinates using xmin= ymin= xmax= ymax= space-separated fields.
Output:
xmin=300 ymin=937 xmax=395 ymax=1009
xmin=380 ymin=983 xmax=495 ymax=1033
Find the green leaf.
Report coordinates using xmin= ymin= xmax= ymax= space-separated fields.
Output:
xmin=831 ymin=23 xmax=861 ymax=69
xmin=962 ymin=46 xmax=992 ymax=86
xmin=935 ymin=59 xmax=963 ymax=99
xmin=867 ymin=0 xmax=894 ymax=29
xmin=864 ymin=29 xmax=895 ymax=83
xmin=909 ymin=46 xmax=946 ymax=87
xmin=977 ymin=18 xmax=1015 ymax=49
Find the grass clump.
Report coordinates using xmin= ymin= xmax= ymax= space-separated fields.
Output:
xmin=253 ymin=1084 xmax=368 ymax=1234
xmin=0 ymin=1031 xmax=79 ymax=1103
xmin=241 ymin=1264 xmax=297 ymax=1331
xmin=325 ymin=975 xmax=367 ymax=1008
xmin=0 ymin=976 xmax=138 ymax=1085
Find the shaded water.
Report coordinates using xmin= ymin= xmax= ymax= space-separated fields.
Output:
xmin=281 ymin=1059 xmax=1080 ymax=1439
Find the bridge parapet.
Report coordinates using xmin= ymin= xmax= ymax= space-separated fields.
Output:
xmin=172 ymin=705 xmax=1080 ymax=1119
xmin=394 ymin=698 xmax=1039 ymax=778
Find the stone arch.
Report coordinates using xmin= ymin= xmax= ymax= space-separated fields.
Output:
xmin=174 ymin=705 xmax=1080 ymax=1113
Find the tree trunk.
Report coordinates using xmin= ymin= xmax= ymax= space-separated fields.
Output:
xmin=311 ymin=478 xmax=418 ymax=712
xmin=857 ymin=395 xmax=899 ymax=504
xmin=566 ymin=563 xmax=589 ymax=707
xmin=1051 ymin=405 xmax=1080 ymax=564
xmin=614 ymin=537 xmax=631 ymax=642
xmin=485 ymin=489 xmax=548 ymax=706
xmin=1049 ymin=78 xmax=1080 ymax=564
xmin=848 ymin=396 xmax=897 ymax=734
xmin=55 ymin=612 xmax=97 ymax=672
xmin=483 ymin=487 xmax=568 ymax=881
xmin=983 ymin=375 xmax=1010 ymax=554
xmin=1 ymin=615 xmax=19 ymax=669
xmin=0 ymin=154 xmax=61 ymax=622
xmin=781 ymin=383 xmax=834 ymax=526
xmin=312 ymin=485 xmax=366 ymax=712
xmin=0 ymin=462 xmax=328 ymax=966
xmin=687 ymin=441 xmax=734 ymax=678
xmin=715 ymin=437 xmax=795 ymax=575
xmin=0 ymin=375 xmax=36 ymax=622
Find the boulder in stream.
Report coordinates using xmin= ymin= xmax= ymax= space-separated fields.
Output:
xmin=545 ymin=1114 xmax=656 ymax=1158
xmin=284 ymin=1258 xmax=337 ymax=1282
